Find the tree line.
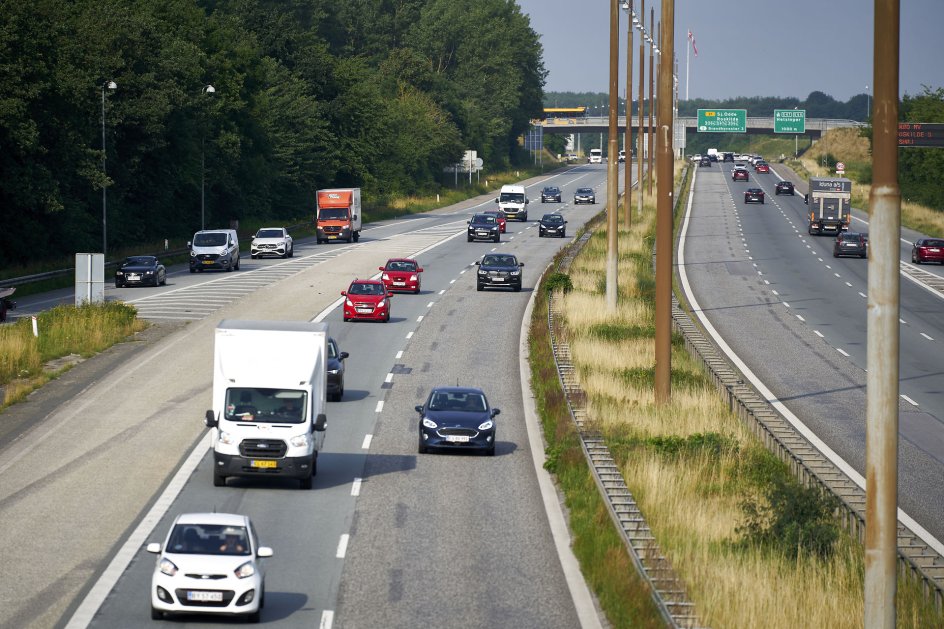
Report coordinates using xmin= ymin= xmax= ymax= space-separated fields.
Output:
xmin=0 ymin=0 xmax=546 ymax=267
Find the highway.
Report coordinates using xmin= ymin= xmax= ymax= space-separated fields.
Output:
xmin=0 ymin=163 xmax=617 ymax=628
xmin=679 ymin=160 xmax=944 ymax=546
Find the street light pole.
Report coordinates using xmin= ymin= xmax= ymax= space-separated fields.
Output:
xmin=101 ymin=80 xmax=117 ymax=259
xmin=605 ymin=0 xmax=620 ymax=312
xmin=201 ymin=84 xmax=215 ymax=230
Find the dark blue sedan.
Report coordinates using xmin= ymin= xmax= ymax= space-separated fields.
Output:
xmin=416 ymin=387 xmax=500 ymax=456
xmin=115 ymin=256 xmax=166 ymax=287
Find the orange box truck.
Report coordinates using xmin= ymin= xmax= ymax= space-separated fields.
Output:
xmin=315 ymin=188 xmax=362 ymax=244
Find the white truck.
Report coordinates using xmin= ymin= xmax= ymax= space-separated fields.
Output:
xmin=588 ymin=148 xmax=603 ymax=164
xmin=495 ymin=184 xmax=529 ymax=221
xmin=204 ymin=320 xmax=328 ymax=489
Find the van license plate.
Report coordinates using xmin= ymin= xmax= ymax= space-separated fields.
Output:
xmin=250 ymin=459 xmax=277 ymax=469
xmin=202 ymin=260 xmax=214 ymax=265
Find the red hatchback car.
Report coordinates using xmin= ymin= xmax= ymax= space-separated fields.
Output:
xmin=379 ymin=258 xmax=424 ymax=293
xmin=754 ymin=162 xmax=770 ymax=173
xmin=483 ymin=210 xmax=507 ymax=233
xmin=912 ymin=238 xmax=944 ymax=265
xmin=342 ymin=279 xmax=392 ymax=322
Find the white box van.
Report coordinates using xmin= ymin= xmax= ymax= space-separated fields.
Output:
xmin=588 ymin=148 xmax=603 ymax=164
xmin=204 ymin=320 xmax=328 ymax=489
xmin=495 ymin=184 xmax=529 ymax=221
xmin=189 ymin=229 xmax=240 ymax=273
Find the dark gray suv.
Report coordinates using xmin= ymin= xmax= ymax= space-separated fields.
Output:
xmin=475 ymin=253 xmax=524 ymax=291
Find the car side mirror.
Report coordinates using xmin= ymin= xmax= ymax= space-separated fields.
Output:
xmin=519 ymin=262 xmax=525 ymax=267
xmin=387 ymin=292 xmax=394 ymax=298
xmin=146 ymin=542 xmax=161 ymax=554
xmin=205 ymin=410 xmax=217 ymax=428
xmin=525 ymin=199 xmax=530 ymax=204
xmin=341 ymin=290 xmax=347 ymax=296
xmin=474 ymin=261 xmax=481 ymax=266
xmin=340 ymin=352 xmax=349 ymax=360
xmin=257 ymin=547 xmax=274 ymax=558
xmin=187 ymin=241 xmax=192 ymax=248
xmin=494 ymin=198 xmax=499 ymax=203
xmin=417 ymin=268 xmax=424 ymax=273
xmin=564 ymin=221 xmax=568 ymax=224
xmin=352 ymin=214 xmax=357 ymax=220
xmin=467 ymin=220 xmax=472 ymax=224
xmin=379 ymin=266 xmax=385 ymax=271
xmin=415 ymin=405 xmax=424 ymax=414
xmin=314 ymin=413 xmax=327 ymax=432
xmin=491 ymin=408 xmax=501 ymax=417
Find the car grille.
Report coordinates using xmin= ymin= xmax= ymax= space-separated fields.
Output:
xmin=351 ymin=301 xmax=376 ymax=309
xmin=487 ymin=270 xmax=511 ymax=277
xmin=238 ymin=439 xmax=287 ymax=458
xmin=195 ymin=254 xmax=220 ymax=262
xmin=256 ymin=243 xmax=279 ymax=250
xmin=184 ymin=573 xmax=227 ymax=580
xmin=438 ymin=427 xmax=477 ymax=437
xmin=322 ymin=226 xmax=342 ymax=234
xmin=175 ymin=589 xmax=236 ymax=607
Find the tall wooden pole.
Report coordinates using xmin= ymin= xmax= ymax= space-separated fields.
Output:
xmin=654 ymin=2 xmax=674 ymax=404
xmin=605 ymin=0 xmax=620 ymax=311
xmin=647 ymin=8 xmax=655 ymax=196
xmin=624 ymin=1 xmax=635 ymax=227
xmin=636 ymin=0 xmax=645 ymax=216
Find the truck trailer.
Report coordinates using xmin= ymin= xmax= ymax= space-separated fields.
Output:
xmin=205 ymin=320 xmax=328 ymax=489
xmin=316 ymin=188 xmax=362 ymax=243
xmin=806 ymin=177 xmax=852 ymax=235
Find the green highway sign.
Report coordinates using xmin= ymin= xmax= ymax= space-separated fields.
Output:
xmin=774 ymin=109 xmax=806 ymax=133
xmin=697 ymin=109 xmax=747 ymax=133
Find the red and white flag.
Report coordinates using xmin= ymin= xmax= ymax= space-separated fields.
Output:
xmin=688 ymin=29 xmax=698 ymax=57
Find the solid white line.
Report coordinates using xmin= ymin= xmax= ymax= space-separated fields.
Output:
xmin=814 ymin=330 xmax=825 ymax=338
xmin=395 ymin=350 xmax=403 ymax=359
xmin=351 ymin=478 xmax=362 ymax=496
xmin=901 ymin=395 xmax=919 ymax=407
xmin=362 ymin=434 xmax=373 ymax=449
xmin=678 ymin=166 xmax=944 ymax=558
xmin=336 ymin=534 xmax=350 ymax=558
xmin=384 ymin=373 xmax=393 ymax=383
xmin=837 ymin=348 xmax=850 ymax=357
xmin=320 ymin=610 xmax=334 ymax=629
xmin=921 ymin=332 xmax=935 ymax=341
xmin=64 ymin=432 xmax=213 ymax=628
xmin=406 ymin=331 xmax=414 ymax=339
xmin=374 ymin=401 xmax=384 ymax=413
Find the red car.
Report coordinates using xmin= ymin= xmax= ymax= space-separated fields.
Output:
xmin=483 ymin=210 xmax=507 ymax=233
xmin=754 ymin=161 xmax=770 ymax=173
xmin=379 ymin=258 xmax=424 ymax=293
xmin=342 ymin=279 xmax=392 ymax=322
xmin=732 ymin=168 xmax=749 ymax=182
xmin=912 ymin=238 xmax=944 ymax=265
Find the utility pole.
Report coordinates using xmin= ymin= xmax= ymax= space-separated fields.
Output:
xmin=624 ymin=0 xmax=635 ymax=227
xmin=605 ymin=0 xmax=620 ymax=311
xmin=636 ymin=0 xmax=645 ymax=217
xmin=654 ymin=1 xmax=675 ymax=404
xmin=647 ymin=8 xmax=655 ymax=196
xmin=864 ymin=1 xmax=900 ymax=626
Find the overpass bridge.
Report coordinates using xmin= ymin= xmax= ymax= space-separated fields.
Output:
xmin=536 ymin=116 xmax=865 ymax=139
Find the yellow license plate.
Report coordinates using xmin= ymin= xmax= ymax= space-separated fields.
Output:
xmin=250 ymin=459 xmax=277 ymax=469
xmin=202 ymin=260 xmax=214 ymax=265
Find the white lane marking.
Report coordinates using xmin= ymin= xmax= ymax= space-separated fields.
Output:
xmin=783 ymin=302 xmax=790 ymax=308
xmin=427 ymin=302 xmax=434 ymax=308
xmin=439 ymin=289 xmax=445 ymax=295
xmin=797 ymin=315 xmax=806 ymax=322
xmin=859 ymin=292 xmax=867 ymax=298
xmin=320 ymin=610 xmax=334 ymax=629
xmin=450 ymin=279 xmax=456 ymax=284
xmin=764 ymin=280 xmax=770 ymax=285
xmin=375 ymin=400 xmax=384 ymax=413
xmin=384 ymin=373 xmax=394 ymax=384
xmin=901 ymin=318 xmax=907 ymax=324
xmin=771 ymin=290 xmax=779 ymax=296
xmin=818 ymin=257 xmax=824 ymax=262
xmin=678 ymin=168 xmax=944 ymax=558
xmin=921 ymin=332 xmax=935 ymax=341
xmin=846 ymin=282 xmax=853 ymax=287
xmin=901 ymin=395 xmax=919 ymax=407
xmin=406 ymin=331 xmax=414 ymax=339
xmin=362 ymin=434 xmax=373 ymax=449
xmin=814 ymin=330 xmax=825 ymax=338
xmin=395 ymin=350 xmax=403 ymax=359
xmin=351 ymin=478 xmax=363 ymax=496
xmin=417 ymin=315 xmax=424 ymax=322
xmin=460 ymin=269 xmax=467 ymax=274
xmin=336 ymin=534 xmax=350 ymax=558
xmin=490 ymin=248 xmax=497 ymax=252
xmin=826 ymin=264 xmax=832 ymax=269
xmin=837 ymin=348 xmax=850 ymax=357
xmin=64 ymin=432 xmax=214 ymax=628
xmin=834 ymin=273 xmax=841 ymax=278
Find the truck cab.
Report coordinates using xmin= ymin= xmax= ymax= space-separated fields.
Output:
xmin=807 ymin=177 xmax=852 ymax=235
xmin=588 ymin=148 xmax=603 ymax=164
xmin=316 ymin=188 xmax=362 ymax=244
xmin=205 ymin=320 xmax=329 ymax=489
xmin=495 ymin=184 xmax=528 ymax=221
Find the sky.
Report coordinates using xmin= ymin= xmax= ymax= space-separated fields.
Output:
xmin=516 ymin=0 xmax=944 ymax=103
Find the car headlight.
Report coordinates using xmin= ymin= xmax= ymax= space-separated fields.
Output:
xmin=422 ymin=417 xmax=438 ymax=429
xmin=290 ymin=433 xmax=311 ymax=448
xmin=410 ymin=275 xmax=418 ymax=281
xmin=190 ymin=251 xmax=196 ymax=257
xmin=478 ymin=270 xmax=487 ymax=275
xmin=145 ymin=271 xmax=154 ymax=275
xmin=377 ymin=300 xmax=386 ymax=308
xmin=328 ymin=368 xmax=339 ymax=375
xmin=234 ymin=560 xmax=256 ymax=579
xmin=478 ymin=419 xmax=494 ymax=431
xmin=218 ymin=430 xmax=235 ymax=445
xmin=510 ymin=270 xmax=520 ymax=276
xmin=159 ymin=558 xmax=178 ymax=576
xmin=116 ymin=271 xmax=124 ymax=276
xmin=345 ymin=299 xmax=354 ymax=307
xmin=382 ymin=273 xmax=390 ymax=280
xmin=277 ymin=240 xmax=285 ymax=247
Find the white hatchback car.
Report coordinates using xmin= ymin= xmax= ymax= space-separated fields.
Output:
xmin=147 ymin=513 xmax=272 ymax=622
xmin=250 ymin=226 xmax=294 ymax=259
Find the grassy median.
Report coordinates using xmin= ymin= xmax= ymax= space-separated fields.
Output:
xmin=530 ymin=164 xmax=942 ymax=627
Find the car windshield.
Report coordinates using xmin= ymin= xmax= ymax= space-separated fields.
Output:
xmin=499 ymin=193 xmax=525 ymax=203
xmin=427 ymin=391 xmax=487 ymax=412
xmin=193 ymin=233 xmax=227 ymax=247
xmin=472 ymin=215 xmax=497 ymax=225
xmin=167 ymin=523 xmax=250 ymax=556
xmin=543 ymin=215 xmax=564 ymax=224
xmin=482 ymin=255 xmax=517 ymax=267
xmin=224 ymin=387 xmax=307 ymax=424
xmin=385 ymin=260 xmax=417 ymax=272
xmin=577 ymin=188 xmax=592 ymax=194
xmin=349 ymin=282 xmax=385 ymax=295
xmin=122 ymin=256 xmax=155 ymax=267
xmin=256 ymin=229 xmax=284 ymax=238
xmin=319 ymin=208 xmax=349 ymax=220
xmin=544 ymin=187 xmax=559 ymax=194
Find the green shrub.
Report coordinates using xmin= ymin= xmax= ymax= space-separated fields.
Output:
xmin=544 ymin=272 xmax=573 ymax=293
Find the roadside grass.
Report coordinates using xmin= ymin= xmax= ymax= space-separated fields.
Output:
xmin=0 ymin=301 xmax=145 ymax=407
xmin=542 ymin=162 xmax=943 ymax=626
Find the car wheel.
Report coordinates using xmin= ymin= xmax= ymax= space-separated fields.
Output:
xmin=300 ymin=474 xmax=312 ymax=490
xmin=561 ymin=231 xmax=566 ymax=238
xmin=353 ymin=232 xmax=360 ymax=242
xmin=467 ymin=236 xmax=473 ymax=242
xmin=235 ymin=257 xmax=240 ymax=270
xmin=160 ymin=274 xmax=166 ymax=286
xmin=860 ymin=253 xmax=866 ymax=259
xmin=151 ymin=607 xmax=163 ymax=620
xmin=833 ymin=251 xmax=839 ymax=258
xmin=494 ymin=234 xmax=500 ymax=243
xmin=539 ymin=231 xmax=544 ymax=238
xmin=477 ymin=283 xmax=484 ymax=291
xmin=251 ymin=254 xmax=257 ymax=259
xmin=418 ymin=437 xmax=427 ymax=454
xmin=514 ymin=284 xmax=522 ymax=292
xmin=247 ymin=608 xmax=261 ymax=623
xmin=311 ymin=451 xmax=318 ymax=476
xmin=213 ymin=471 xmax=226 ymax=487
xmin=189 ymin=268 xmax=196 ymax=273
xmin=487 ymin=443 xmax=496 ymax=457
xmin=343 ymin=315 xmax=350 ymax=322
xmin=152 ymin=275 xmax=160 ymax=287
xmin=384 ymin=311 xmax=390 ymax=323
xmin=115 ymin=281 xmax=121 ymax=288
